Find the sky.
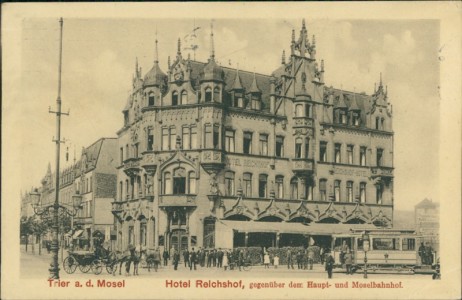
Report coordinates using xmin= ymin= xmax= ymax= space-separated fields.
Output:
xmin=11 ymin=17 xmax=440 ymax=212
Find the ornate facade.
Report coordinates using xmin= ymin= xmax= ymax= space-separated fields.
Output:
xmin=114 ymin=20 xmax=394 ymax=252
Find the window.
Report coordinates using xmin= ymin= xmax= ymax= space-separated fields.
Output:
xmin=234 ymin=92 xmax=243 ymax=108
xmin=381 ymin=118 xmax=385 ymax=130
xmin=173 ymin=168 xmax=186 ymax=195
xmin=360 ymin=182 xmax=366 ymax=203
xmin=148 ymin=93 xmax=155 ymax=106
xmin=190 ymin=126 xmax=197 ymax=149
xmin=334 ymin=143 xmax=341 ymax=163
xmin=125 ymin=180 xmax=129 ymax=200
xmin=319 ymin=179 xmax=327 ymax=201
xmin=320 ymin=141 xmax=327 ymax=162
xmin=188 ymin=171 xmax=196 ymax=194
xmin=347 ymin=181 xmax=353 ymax=202
xmin=243 ymin=173 xmax=252 ymax=197
xmin=213 ymin=87 xmax=220 ymax=102
xmin=182 ymin=126 xmax=190 ymax=150
xmin=204 ymin=124 xmax=212 ymax=148
xmin=170 ymin=127 xmax=176 ymax=150
xmin=119 ymin=181 xmax=123 ymax=201
xmin=376 ymin=184 xmax=383 ymax=204
xmin=251 ymin=96 xmax=260 ymax=110
xmin=124 ymin=111 xmax=129 ymax=126
xmin=205 ymin=88 xmax=212 ymax=102
xmin=144 ymin=174 xmax=148 ymax=196
xmin=352 ymin=113 xmax=360 ymax=126
xmin=372 ymin=238 xmax=400 ymax=250
xmin=304 ymin=180 xmax=313 ymax=201
xmin=295 ymin=138 xmax=302 ymax=159
xmin=128 ymin=225 xmax=134 ymax=245
xmin=225 ymin=172 xmax=235 ymax=196
xmin=136 ymin=176 xmax=141 ymax=197
xmin=147 ymin=128 xmax=154 ymax=151
xmin=213 ymin=125 xmax=220 ymax=149
xmin=347 ymin=145 xmax=353 ymax=164
xmin=133 ymin=143 xmax=139 ymax=158
xmin=334 ymin=180 xmax=340 ymax=202
xmin=290 ymin=177 xmax=298 ymax=200
xmin=125 ymin=144 xmax=129 ymax=159
xmin=120 ymin=147 xmax=124 ymax=164
xmin=225 ymin=130 xmax=235 ymax=152
xmin=181 ymin=91 xmax=188 ymax=105
xmin=276 ymin=175 xmax=284 ymax=199
xmin=140 ymin=219 xmax=147 ymax=246
xmin=304 ymin=138 xmax=309 ymax=158
xmin=275 ymin=136 xmax=284 ymax=157
xmin=296 ymin=104 xmax=304 ymax=117
xmin=162 ymin=128 xmax=169 ymax=150
xmin=341 ymin=112 xmax=347 ymax=124
xmin=376 ymin=148 xmax=384 ymax=166
xmin=86 ymin=178 xmax=89 ymax=193
xmin=258 ymin=174 xmax=268 ymax=198
xmin=243 ymin=132 xmax=252 ymax=154
xmin=375 ymin=117 xmax=380 ymax=130
xmin=164 ymin=172 xmax=172 ymax=194
xmin=306 ymin=104 xmax=312 ymax=118
xmin=402 ymin=238 xmax=416 ymax=251
xmin=360 ymin=146 xmax=367 ymax=166
xmin=259 ymin=134 xmax=268 ymax=156
xmin=172 ymin=91 xmax=179 ymax=106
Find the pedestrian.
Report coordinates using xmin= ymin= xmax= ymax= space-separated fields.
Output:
xmin=340 ymin=241 xmax=349 ymax=267
xmin=190 ymin=248 xmax=197 ymax=270
xmin=207 ymin=249 xmax=214 ymax=267
xmin=217 ymin=248 xmax=224 ymax=268
xmin=213 ymin=249 xmax=218 ymax=267
xmin=223 ymin=250 xmax=229 ymax=271
xmin=320 ymin=246 xmax=325 ymax=265
xmin=172 ymin=249 xmax=180 ymax=271
xmin=344 ymin=249 xmax=353 ymax=275
xmin=163 ymin=249 xmax=169 ymax=266
xmin=200 ymin=248 xmax=206 ymax=267
xmin=273 ymin=254 xmax=279 ymax=269
xmin=307 ymin=248 xmax=314 ymax=270
xmin=296 ymin=251 xmax=303 ymax=269
xmin=287 ymin=249 xmax=294 ymax=269
xmin=425 ymin=243 xmax=434 ymax=265
xmin=238 ymin=249 xmax=244 ymax=271
xmin=418 ymin=242 xmax=426 ymax=265
xmin=183 ymin=249 xmax=190 ymax=268
xmin=46 ymin=241 xmax=51 ymax=254
xmin=152 ymin=248 xmax=161 ymax=272
xmin=325 ymin=251 xmax=335 ymax=279
xmin=264 ymin=252 xmax=270 ymax=269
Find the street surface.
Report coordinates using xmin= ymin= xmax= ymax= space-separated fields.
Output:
xmin=20 ymin=246 xmax=434 ymax=281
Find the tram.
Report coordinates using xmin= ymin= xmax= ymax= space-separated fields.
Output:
xmin=331 ymin=229 xmax=425 ymax=273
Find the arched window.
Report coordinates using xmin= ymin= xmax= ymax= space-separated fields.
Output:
xmin=258 ymin=174 xmax=268 ymax=198
xmin=173 ymin=168 xmax=186 ymax=194
xmin=172 ymin=91 xmax=179 ymax=106
xmin=243 ymin=173 xmax=252 ymax=197
xmin=225 ymin=171 xmax=235 ymax=196
xmin=319 ymin=179 xmax=327 ymax=201
xmin=304 ymin=137 xmax=310 ymax=158
xmin=170 ymin=126 xmax=176 ymax=150
xmin=375 ymin=117 xmax=380 ymax=130
xmin=347 ymin=181 xmax=353 ymax=202
xmin=296 ymin=104 xmax=304 ymax=117
xmin=181 ymin=90 xmax=188 ymax=105
xmin=213 ymin=87 xmax=220 ymax=102
xmin=164 ymin=172 xmax=172 ymax=194
xmin=295 ymin=137 xmax=303 ymax=158
xmin=148 ymin=93 xmax=155 ymax=106
xmin=381 ymin=118 xmax=385 ymax=130
xmin=188 ymin=171 xmax=196 ymax=194
xmin=290 ymin=177 xmax=298 ymax=200
xmin=360 ymin=182 xmax=366 ymax=203
xmin=119 ymin=181 xmax=123 ymax=201
xmin=125 ymin=179 xmax=129 ymax=200
xmin=334 ymin=180 xmax=341 ymax=202
xmin=205 ymin=88 xmax=212 ymax=102
xmin=275 ymin=175 xmax=284 ymax=199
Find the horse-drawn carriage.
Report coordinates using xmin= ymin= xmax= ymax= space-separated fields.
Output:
xmin=63 ymin=247 xmax=117 ymax=275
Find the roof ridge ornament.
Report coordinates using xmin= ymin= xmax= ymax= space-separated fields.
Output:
xmin=210 ymin=21 xmax=215 ymax=61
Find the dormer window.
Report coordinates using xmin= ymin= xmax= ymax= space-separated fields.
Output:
xmin=340 ymin=112 xmax=347 ymax=124
xmin=234 ymin=92 xmax=243 ymax=108
xmin=172 ymin=91 xmax=179 ymax=106
xmin=251 ymin=95 xmax=261 ymax=110
xmin=148 ymin=93 xmax=155 ymax=106
xmin=205 ymin=88 xmax=212 ymax=102
xmin=214 ymin=87 xmax=220 ymax=102
xmin=352 ymin=113 xmax=360 ymax=126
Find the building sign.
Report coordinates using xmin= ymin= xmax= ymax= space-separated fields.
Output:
xmin=334 ymin=166 xmax=369 ymax=177
xmin=226 ymin=157 xmax=270 ymax=169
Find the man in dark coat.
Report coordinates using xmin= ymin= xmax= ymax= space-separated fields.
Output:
xmin=189 ymin=248 xmax=197 ymax=270
xmin=172 ymin=249 xmax=180 ymax=270
xmin=325 ymin=252 xmax=335 ymax=279
xmin=199 ymin=248 xmax=206 ymax=267
xmin=425 ymin=243 xmax=434 ymax=265
xmin=217 ymin=248 xmax=224 ymax=268
xmin=296 ymin=251 xmax=303 ymax=269
xmin=183 ymin=249 xmax=190 ymax=268
xmin=163 ymin=249 xmax=169 ymax=266
xmin=418 ymin=242 xmax=426 ymax=265
xmin=287 ymin=249 xmax=294 ymax=269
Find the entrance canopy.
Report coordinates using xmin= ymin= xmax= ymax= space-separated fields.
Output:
xmin=218 ymin=220 xmax=377 ymax=235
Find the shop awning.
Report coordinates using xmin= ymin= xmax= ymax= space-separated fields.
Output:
xmin=217 ymin=220 xmax=377 ymax=235
xmin=72 ymin=230 xmax=84 ymax=239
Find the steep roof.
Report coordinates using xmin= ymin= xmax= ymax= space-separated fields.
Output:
xmin=415 ymin=198 xmax=439 ymax=209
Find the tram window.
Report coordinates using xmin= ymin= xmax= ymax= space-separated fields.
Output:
xmin=372 ymin=238 xmax=400 ymax=250
xmin=402 ymin=238 xmax=416 ymax=251
xmin=357 ymin=238 xmax=364 ymax=251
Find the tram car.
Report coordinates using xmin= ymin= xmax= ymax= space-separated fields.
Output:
xmin=331 ymin=229 xmax=425 ymax=273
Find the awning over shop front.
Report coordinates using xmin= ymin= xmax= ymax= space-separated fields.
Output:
xmin=217 ymin=220 xmax=377 ymax=235
xmin=72 ymin=230 xmax=84 ymax=239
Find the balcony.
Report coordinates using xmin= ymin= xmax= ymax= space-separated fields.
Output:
xmin=200 ymin=150 xmax=225 ymax=173
xmin=141 ymin=153 xmax=158 ymax=175
xmin=293 ymin=117 xmax=314 ymax=128
xmin=158 ymin=194 xmax=197 ymax=207
xmin=122 ymin=157 xmax=142 ymax=177
xmin=292 ymin=158 xmax=314 ymax=174
xmin=370 ymin=166 xmax=394 ymax=178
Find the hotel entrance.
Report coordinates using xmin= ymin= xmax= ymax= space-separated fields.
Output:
xmin=170 ymin=229 xmax=188 ymax=252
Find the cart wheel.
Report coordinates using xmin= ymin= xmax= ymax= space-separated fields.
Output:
xmin=79 ymin=263 xmax=91 ymax=273
xmin=63 ymin=256 xmax=77 ymax=274
xmin=91 ymin=260 xmax=103 ymax=275
xmin=106 ymin=262 xmax=116 ymax=274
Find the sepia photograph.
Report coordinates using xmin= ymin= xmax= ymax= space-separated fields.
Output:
xmin=2 ymin=2 xmax=461 ymax=300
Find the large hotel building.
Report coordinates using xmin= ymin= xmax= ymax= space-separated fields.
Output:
xmin=113 ymin=20 xmax=394 ymax=252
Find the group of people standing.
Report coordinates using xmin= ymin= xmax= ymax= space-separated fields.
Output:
xmin=178 ymin=248 xmax=248 ymax=271
xmin=418 ymin=242 xmax=434 ymax=265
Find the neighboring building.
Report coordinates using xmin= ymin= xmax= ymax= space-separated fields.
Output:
xmin=113 ymin=20 xmax=394 ymax=252
xmin=20 ymin=188 xmax=37 ymax=219
xmin=73 ymin=138 xmax=118 ymax=248
xmin=415 ymin=198 xmax=439 ymax=255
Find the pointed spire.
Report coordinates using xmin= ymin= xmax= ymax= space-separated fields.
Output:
xmin=154 ymin=32 xmax=159 ymax=63
xmin=321 ymin=59 xmax=324 ymax=72
xmin=291 ymin=29 xmax=295 ymax=43
xmin=302 ymin=19 xmax=306 ymax=30
xmin=135 ymin=57 xmax=139 ymax=78
xmin=210 ymin=22 xmax=215 ymax=60
xmin=249 ymin=72 xmax=261 ymax=94
xmin=281 ymin=50 xmax=286 ymax=64
xmin=312 ymin=35 xmax=316 ymax=46
xmin=374 ymin=82 xmax=377 ymax=93
xmin=232 ymin=64 xmax=244 ymax=90
xmin=336 ymin=92 xmax=348 ymax=109
xmin=168 ymin=56 xmax=171 ymax=69
xmin=177 ymin=38 xmax=182 ymax=57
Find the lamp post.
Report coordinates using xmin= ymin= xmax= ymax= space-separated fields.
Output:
xmin=30 ymin=189 xmax=82 ymax=279
xmin=362 ymin=232 xmax=370 ymax=279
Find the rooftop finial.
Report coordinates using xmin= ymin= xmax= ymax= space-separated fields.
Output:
xmin=302 ymin=18 xmax=306 ymax=30
xmin=291 ymin=29 xmax=295 ymax=43
xmin=210 ymin=21 xmax=215 ymax=60
xmin=380 ymin=72 xmax=383 ymax=86
xmin=168 ymin=56 xmax=171 ymax=69
xmin=177 ymin=38 xmax=181 ymax=56
xmin=312 ymin=35 xmax=316 ymax=46
xmin=154 ymin=30 xmax=159 ymax=63
xmin=282 ymin=50 xmax=286 ymax=64
xmin=135 ymin=57 xmax=139 ymax=76
xmin=321 ymin=59 xmax=324 ymax=72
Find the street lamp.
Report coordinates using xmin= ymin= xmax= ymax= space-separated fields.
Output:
xmin=362 ymin=232 xmax=370 ymax=279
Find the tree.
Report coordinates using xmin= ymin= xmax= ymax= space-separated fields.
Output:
xmin=20 ymin=217 xmax=34 ymax=252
